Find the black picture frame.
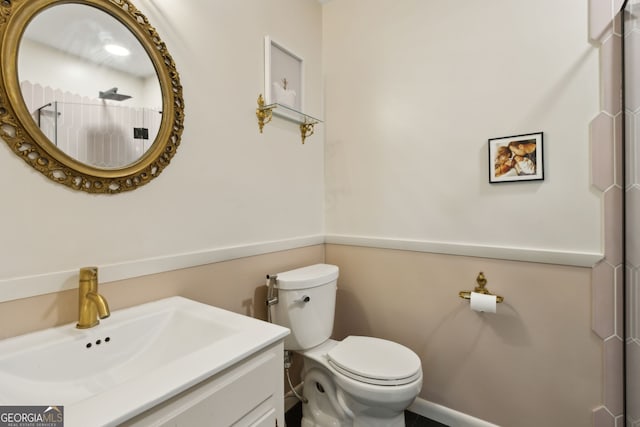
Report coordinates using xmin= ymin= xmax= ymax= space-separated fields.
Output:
xmin=489 ymin=132 xmax=544 ymax=183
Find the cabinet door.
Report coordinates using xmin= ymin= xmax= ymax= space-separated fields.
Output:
xmin=122 ymin=343 xmax=284 ymax=427
xmin=237 ymin=407 xmax=275 ymax=427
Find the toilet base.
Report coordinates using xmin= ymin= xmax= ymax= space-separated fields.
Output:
xmin=300 ymin=366 xmax=408 ymax=427
xmin=301 ymin=413 xmax=405 ymax=427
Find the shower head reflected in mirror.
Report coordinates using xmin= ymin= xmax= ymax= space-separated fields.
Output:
xmin=98 ymin=87 xmax=131 ymax=101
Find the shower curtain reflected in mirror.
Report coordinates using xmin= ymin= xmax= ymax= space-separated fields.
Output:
xmin=35 ymin=101 xmax=159 ymax=169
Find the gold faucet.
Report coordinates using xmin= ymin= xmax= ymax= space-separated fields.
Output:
xmin=76 ymin=267 xmax=110 ymax=329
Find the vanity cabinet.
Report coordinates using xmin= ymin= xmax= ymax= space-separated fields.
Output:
xmin=122 ymin=342 xmax=285 ymax=427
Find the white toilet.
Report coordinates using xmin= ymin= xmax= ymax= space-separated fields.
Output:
xmin=269 ymin=264 xmax=423 ymax=427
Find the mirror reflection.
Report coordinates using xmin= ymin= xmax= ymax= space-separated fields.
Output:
xmin=18 ymin=3 xmax=162 ymax=169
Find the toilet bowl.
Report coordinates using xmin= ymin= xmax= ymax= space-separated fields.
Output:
xmin=268 ymin=264 xmax=423 ymax=427
xmin=301 ymin=338 xmax=422 ymax=427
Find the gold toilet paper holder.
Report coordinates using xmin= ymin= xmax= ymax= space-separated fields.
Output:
xmin=459 ymin=272 xmax=504 ymax=303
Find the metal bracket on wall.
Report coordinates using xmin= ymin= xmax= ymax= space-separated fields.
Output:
xmin=255 ymin=94 xmax=322 ymax=144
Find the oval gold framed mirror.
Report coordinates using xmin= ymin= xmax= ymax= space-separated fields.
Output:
xmin=0 ymin=0 xmax=184 ymax=193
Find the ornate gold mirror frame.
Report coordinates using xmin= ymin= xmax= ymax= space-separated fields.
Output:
xmin=0 ymin=0 xmax=184 ymax=193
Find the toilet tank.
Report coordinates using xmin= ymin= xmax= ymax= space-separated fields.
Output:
xmin=270 ymin=264 xmax=339 ymax=351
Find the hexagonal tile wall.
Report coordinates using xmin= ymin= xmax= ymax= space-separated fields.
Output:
xmin=591 ymin=1 xmax=625 ymax=426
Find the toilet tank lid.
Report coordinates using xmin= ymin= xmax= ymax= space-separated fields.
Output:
xmin=276 ymin=264 xmax=339 ymax=290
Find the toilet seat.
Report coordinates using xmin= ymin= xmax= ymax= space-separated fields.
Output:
xmin=327 ymin=336 xmax=421 ymax=386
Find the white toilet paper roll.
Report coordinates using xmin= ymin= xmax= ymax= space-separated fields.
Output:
xmin=470 ymin=292 xmax=497 ymax=313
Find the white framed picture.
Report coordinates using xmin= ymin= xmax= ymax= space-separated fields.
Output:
xmin=264 ymin=36 xmax=303 ymax=116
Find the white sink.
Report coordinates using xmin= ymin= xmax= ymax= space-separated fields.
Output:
xmin=0 ymin=296 xmax=289 ymax=426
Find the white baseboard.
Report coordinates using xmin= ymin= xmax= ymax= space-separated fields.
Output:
xmin=283 ymin=390 xmax=497 ymax=426
xmin=409 ymin=397 xmax=500 ymax=427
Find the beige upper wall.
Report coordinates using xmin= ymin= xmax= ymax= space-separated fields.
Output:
xmin=323 ymin=0 xmax=601 ymax=254
xmin=0 ymin=0 xmax=324 ymax=281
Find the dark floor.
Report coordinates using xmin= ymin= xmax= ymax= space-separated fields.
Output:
xmin=285 ymin=402 xmax=448 ymax=427
xmin=405 ymin=410 xmax=448 ymax=427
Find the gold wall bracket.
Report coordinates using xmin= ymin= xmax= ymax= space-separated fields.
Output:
xmin=299 ymin=123 xmax=315 ymax=144
xmin=256 ymin=94 xmax=273 ymax=133
xmin=256 ymin=94 xmax=322 ymax=144
xmin=459 ymin=272 xmax=504 ymax=303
